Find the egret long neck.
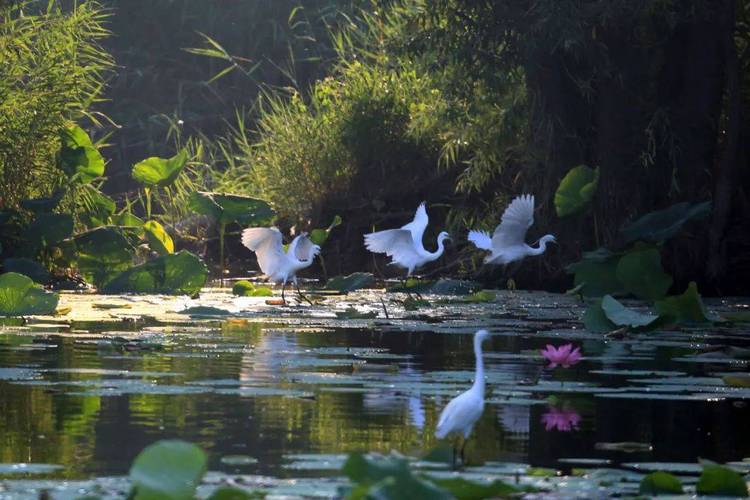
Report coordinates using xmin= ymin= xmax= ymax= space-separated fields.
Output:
xmin=428 ymin=237 xmax=446 ymax=261
xmin=471 ymin=336 xmax=485 ymax=399
xmin=529 ymin=239 xmax=548 ymax=256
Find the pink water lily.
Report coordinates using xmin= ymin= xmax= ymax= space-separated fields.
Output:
xmin=541 ymin=406 xmax=581 ymax=432
xmin=540 ymin=343 xmax=582 ymax=369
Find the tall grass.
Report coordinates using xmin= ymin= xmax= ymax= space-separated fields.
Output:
xmin=0 ymin=0 xmax=113 ymax=209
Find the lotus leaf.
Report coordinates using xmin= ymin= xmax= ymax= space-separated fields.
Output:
xmin=2 ymin=258 xmax=50 ymax=284
xmin=615 ymin=248 xmax=672 ymax=300
xmin=309 ymin=215 xmax=342 ymax=246
xmin=654 ymin=282 xmax=711 ymax=324
xmin=639 ymin=471 xmax=683 ymax=495
xmin=143 ymin=220 xmax=174 ymax=255
xmin=620 ymin=201 xmax=711 ymax=244
xmin=325 ymin=272 xmax=375 ymax=293
xmin=132 ymin=150 xmax=188 ymax=187
xmin=129 ymin=440 xmax=207 ymax=500
xmin=566 ymin=248 xmax=623 ymax=297
xmin=103 ymin=251 xmax=208 ymax=296
xmin=696 ymin=462 xmax=748 ymax=497
xmin=57 ymin=125 xmax=105 ymax=183
xmin=26 ymin=213 xmax=73 ymax=248
xmin=0 ymin=272 xmax=58 ymax=316
xmin=74 ymin=228 xmax=134 ymax=288
xmin=554 ymin=165 xmax=599 ymax=217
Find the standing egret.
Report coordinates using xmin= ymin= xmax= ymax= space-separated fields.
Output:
xmin=435 ymin=329 xmax=490 ymax=467
xmin=241 ymin=227 xmax=320 ymax=304
xmin=364 ymin=202 xmax=450 ymax=279
xmin=468 ymin=194 xmax=555 ymax=288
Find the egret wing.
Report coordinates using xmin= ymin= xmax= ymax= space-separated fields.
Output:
xmin=365 ymin=228 xmax=421 ymax=263
xmin=491 ymin=194 xmax=535 ymax=250
xmin=467 ymin=230 xmax=493 ymax=251
xmin=292 ymin=233 xmax=320 ymax=261
xmin=241 ymin=227 xmax=285 ymax=276
xmin=400 ymin=202 xmax=428 ymax=249
xmin=435 ymin=390 xmax=483 ymax=439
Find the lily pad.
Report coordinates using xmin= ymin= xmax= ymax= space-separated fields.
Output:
xmin=654 ymin=282 xmax=711 ymax=324
xmin=2 ymin=258 xmax=50 ymax=284
xmin=143 ymin=220 xmax=174 ymax=255
xmin=341 ymin=453 xmax=451 ymax=500
xmin=389 ymin=278 xmax=480 ymax=295
xmin=615 ymin=248 xmax=672 ymax=301
xmin=621 ymin=201 xmax=711 ymax=244
xmin=723 ymin=373 xmax=750 ymax=388
xmin=601 ymin=295 xmax=659 ymax=328
xmin=639 ymin=471 xmax=683 ymax=495
xmin=324 ymin=272 xmax=374 ymax=293
xmin=179 ymin=306 xmax=232 ymax=318
xmin=129 ymin=440 xmax=207 ymax=499
xmin=555 ymin=165 xmax=599 ymax=217
xmin=430 ymin=477 xmax=522 ymax=499
xmin=232 ymin=280 xmax=273 ymax=297
xmin=696 ymin=461 xmax=748 ymax=497
xmin=132 ymin=150 xmax=188 ymax=187
xmin=102 ymin=251 xmax=208 ymax=296
xmin=0 ymin=272 xmax=59 ymax=316
xmin=583 ymin=299 xmax=616 ymax=333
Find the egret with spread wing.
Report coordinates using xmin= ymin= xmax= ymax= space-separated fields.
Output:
xmin=364 ymin=202 xmax=450 ymax=278
xmin=468 ymin=194 xmax=555 ymax=267
xmin=435 ymin=329 xmax=490 ymax=467
xmin=241 ymin=227 xmax=320 ymax=304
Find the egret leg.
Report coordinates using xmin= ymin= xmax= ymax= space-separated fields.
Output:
xmin=295 ymin=280 xmax=313 ymax=306
xmin=506 ymin=278 xmax=516 ymax=291
xmin=281 ymin=282 xmax=287 ymax=305
xmin=460 ymin=439 xmax=468 ymax=466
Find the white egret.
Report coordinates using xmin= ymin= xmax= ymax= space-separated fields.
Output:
xmin=364 ymin=202 xmax=450 ymax=278
xmin=240 ymin=227 xmax=320 ymax=304
xmin=468 ymin=194 xmax=555 ymax=266
xmin=435 ymin=329 xmax=490 ymax=467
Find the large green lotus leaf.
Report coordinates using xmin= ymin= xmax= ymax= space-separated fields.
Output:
xmin=583 ymin=299 xmax=616 ymax=333
xmin=554 ymin=165 xmax=599 ymax=217
xmin=129 ymin=440 xmax=207 ymax=500
xmin=639 ymin=471 xmax=683 ymax=495
xmin=188 ymin=191 xmax=275 ymax=225
xmin=696 ymin=462 xmax=748 ymax=497
xmin=620 ymin=201 xmax=711 ymax=244
xmin=103 ymin=251 xmax=207 ymax=296
xmin=2 ymin=258 xmax=50 ymax=284
xmin=26 ymin=213 xmax=74 ymax=247
xmin=324 ymin=272 xmax=374 ymax=293
xmin=58 ymin=125 xmax=105 ymax=183
xmin=132 ymin=150 xmax=188 ymax=187
xmin=310 ymin=215 xmax=343 ymax=246
xmin=0 ymin=272 xmax=59 ymax=316
xmin=342 ymin=453 xmax=451 ymax=500
xmin=601 ymin=295 xmax=659 ymax=328
xmin=143 ymin=220 xmax=174 ymax=255
xmin=654 ymin=282 xmax=711 ymax=324
xmin=74 ymin=228 xmax=134 ymax=288
xmin=615 ymin=248 xmax=672 ymax=300
xmin=566 ymin=248 xmax=623 ymax=297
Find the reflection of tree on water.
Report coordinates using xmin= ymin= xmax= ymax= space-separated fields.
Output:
xmin=362 ymin=363 xmax=425 ymax=431
xmin=239 ymin=330 xmax=297 ymax=384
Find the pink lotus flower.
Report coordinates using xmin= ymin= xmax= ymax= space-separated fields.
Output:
xmin=541 ymin=406 xmax=581 ymax=432
xmin=540 ymin=343 xmax=582 ymax=369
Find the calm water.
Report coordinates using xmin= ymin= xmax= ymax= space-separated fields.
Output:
xmin=0 ymin=289 xmax=749 ymax=495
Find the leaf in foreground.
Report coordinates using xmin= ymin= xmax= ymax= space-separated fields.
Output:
xmin=143 ymin=220 xmax=174 ymax=255
xmin=129 ymin=440 xmax=207 ymax=500
xmin=696 ymin=462 xmax=748 ymax=497
xmin=615 ymin=248 xmax=672 ymax=301
xmin=601 ymin=295 xmax=659 ymax=329
xmin=2 ymin=258 xmax=50 ymax=284
xmin=654 ymin=282 xmax=711 ymax=324
xmin=0 ymin=273 xmax=59 ymax=316
xmin=639 ymin=471 xmax=683 ymax=495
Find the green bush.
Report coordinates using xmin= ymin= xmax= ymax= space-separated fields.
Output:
xmin=221 ymin=60 xmax=447 ymax=223
xmin=0 ymin=0 xmax=112 ymax=208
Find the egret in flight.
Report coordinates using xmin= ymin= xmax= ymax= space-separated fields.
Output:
xmin=468 ymin=194 xmax=555 ymax=288
xmin=435 ymin=329 xmax=490 ymax=467
xmin=364 ymin=202 xmax=450 ymax=278
xmin=241 ymin=227 xmax=320 ymax=304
